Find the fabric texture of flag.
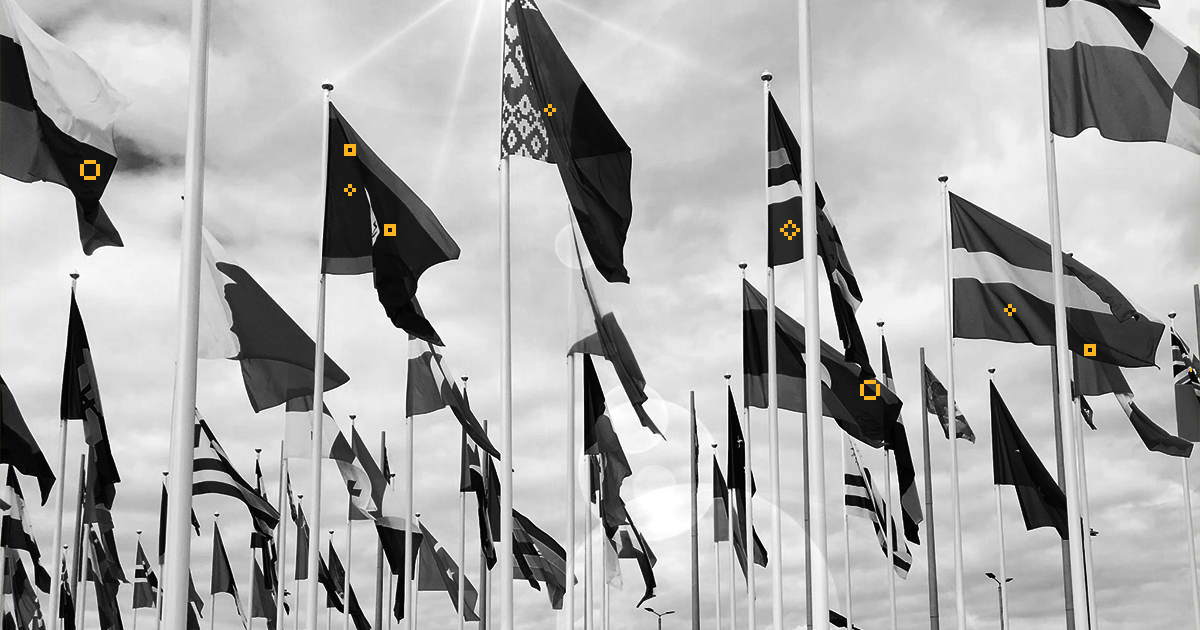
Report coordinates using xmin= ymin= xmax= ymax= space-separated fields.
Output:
xmin=8 ymin=551 xmax=46 ymax=630
xmin=193 ymin=414 xmax=281 ymax=533
xmin=880 ymin=335 xmax=923 ymax=544
xmin=324 ymin=546 xmax=346 ymax=611
xmin=0 ymin=0 xmax=129 ymax=255
xmin=1 ymin=469 xmax=52 ymax=593
xmin=406 ymin=337 xmax=500 ymax=458
xmin=744 ymin=279 xmax=899 ymax=448
xmin=86 ymin=535 xmax=125 ymax=630
xmin=1075 ymin=355 xmax=1194 ymax=457
xmin=1171 ymin=328 xmax=1200 ymax=441
xmin=293 ymin=502 xmax=310 ymax=581
xmin=712 ymin=456 xmax=729 ymax=543
xmin=501 ymin=0 xmax=634 ymax=284
xmin=87 ymin=528 xmax=126 ymax=585
xmin=322 ymin=103 xmax=460 ymax=345
xmin=991 ymin=381 xmax=1069 ymax=540
xmin=950 ymin=192 xmax=1164 ymax=368
xmin=346 ymin=585 xmax=370 ymax=630
xmin=1047 ymin=0 xmax=1198 ymax=154
xmin=844 ymin=444 xmax=912 ymax=578
xmin=250 ymin=559 xmax=277 ymax=629
xmin=460 ymin=436 xmax=497 ymax=569
xmin=583 ymin=354 xmax=634 ymax=532
xmin=608 ymin=517 xmax=657 ymax=607
xmin=415 ymin=522 xmax=479 ymax=621
xmin=350 ymin=427 xmax=387 ymax=521
xmin=198 ymin=228 xmax=350 ymax=412
xmin=0 ymin=377 xmax=54 ymax=505
xmin=765 ymin=94 xmax=871 ymax=372
xmin=511 ymin=509 xmax=570 ymax=610
xmin=922 ymin=364 xmax=975 ymax=442
xmin=157 ymin=480 xmax=201 ymax=566
xmin=132 ymin=541 xmax=157 ymax=609
xmin=210 ymin=522 xmax=246 ymax=626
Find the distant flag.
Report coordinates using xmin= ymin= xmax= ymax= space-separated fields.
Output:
xmin=87 ymin=528 xmax=126 ymax=585
xmin=210 ymin=522 xmax=247 ymax=627
xmin=950 ymin=192 xmax=1164 ymax=368
xmin=323 ymin=546 xmax=346 ymax=612
xmin=922 ymin=364 xmax=975 ymax=442
xmin=511 ymin=509 xmax=570 ymax=610
xmin=880 ymin=334 xmax=923 ymax=544
xmin=1171 ymin=328 xmax=1200 ymax=441
xmin=157 ymin=479 xmax=201 ymax=566
xmin=712 ymin=457 xmax=729 ymax=543
xmin=350 ymin=427 xmax=387 ymax=521
xmin=583 ymin=354 xmax=633 ymax=532
xmin=460 ymin=436 xmax=497 ymax=569
xmin=283 ymin=397 xmax=352 ymax=460
xmin=1 ymin=468 xmax=52 ymax=592
xmin=724 ymin=386 xmax=767 ymax=572
xmin=991 ymin=381 xmax=1069 ymax=539
xmin=346 ymin=585 xmax=371 ymax=630
xmin=323 ymin=103 xmax=460 ymax=345
xmin=285 ymin=472 xmax=298 ymax=522
xmin=406 ymin=337 xmax=500 ymax=458
xmin=844 ymin=444 xmax=912 ymax=578
xmin=193 ymin=414 xmax=281 ymax=533
xmin=0 ymin=377 xmax=55 ymax=505
xmin=1047 ymin=0 xmax=1198 ymax=154
xmin=58 ymin=556 xmax=75 ymax=630
xmin=132 ymin=541 xmax=157 ymax=609
xmin=502 ymin=0 xmax=635 ymax=284
xmin=1076 ymin=387 xmax=1097 ymax=431
xmin=381 ymin=442 xmax=392 ymax=482
xmin=86 ymin=534 xmax=125 ymax=630
xmin=743 ymin=279 xmax=900 ymax=447
xmin=608 ymin=517 xmax=657 ymax=607
xmin=766 ymin=93 xmax=871 ymax=372
xmin=415 ymin=522 xmax=479 ymax=621
xmin=0 ymin=0 xmax=129 ymax=254
xmin=250 ymin=559 xmax=278 ymax=630
xmin=1075 ymin=355 xmax=1193 ymax=457
xmin=198 ymin=228 xmax=350 ymax=412
xmin=8 ymin=550 xmax=46 ymax=630
xmin=293 ymin=502 xmax=310 ymax=581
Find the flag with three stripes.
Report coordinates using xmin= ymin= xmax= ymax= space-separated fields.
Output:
xmin=844 ymin=443 xmax=912 ymax=578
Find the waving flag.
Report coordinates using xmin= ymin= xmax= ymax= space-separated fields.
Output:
xmin=844 ymin=444 xmax=912 ymax=578
xmin=923 ymin=364 xmax=975 ymax=442
xmin=0 ymin=377 xmax=54 ymax=505
xmin=133 ymin=541 xmax=157 ymax=609
xmin=2 ymin=469 xmax=51 ymax=592
xmin=211 ymin=522 xmax=247 ymax=626
xmin=194 ymin=414 xmax=281 ymax=532
xmin=880 ymin=334 xmax=922 ymax=544
xmin=991 ymin=382 xmax=1069 ymax=539
xmin=511 ymin=509 xmax=570 ymax=610
xmin=1171 ymin=328 xmax=1200 ymax=441
xmin=406 ymin=337 xmax=500 ymax=458
xmin=1075 ymin=355 xmax=1193 ymax=457
xmin=416 ymin=522 xmax=479 ymax=621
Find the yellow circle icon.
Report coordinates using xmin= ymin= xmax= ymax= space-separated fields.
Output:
xmin=860 ymin=379 xmax=880 ymax=401
xmin=80 ymin=160 xmax=100 ymax=181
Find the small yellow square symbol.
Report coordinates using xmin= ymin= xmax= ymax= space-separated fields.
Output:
xmin=1083 ymin=344 xmax=1097 ymax=356
xmin=344 ymin=144 xmax=356 ymax=156
xmin=384 ymin=224 xmax=396 ymax=237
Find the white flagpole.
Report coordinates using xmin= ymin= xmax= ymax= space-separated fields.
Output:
xmin=938 ymin=174 xmax=967 ymax=630
xmin=252 ymin=448 xmax=263 ymax=630
xmin=345 ymin=417 xmax=356 ymax=630
xmin=713 ymin=443 xmax=724 ymax=630
xmin=276 ymin=444 xmax=290 ymax=630
xmin=762 ymin=69 xmax=785 ymax=630
xmin=412 ymin=514 xmax=422 ymax=630
xmin=304 ymin=81 xmax=334 ymax=630
xmin=405 ymin=414 xmax=417 ymax=629
xmin=565 ymin=242 xmax=578 ymax=630
xmin=1072 ymin=394 xmax=1097 ymax=630
xmin=456 ymin=383 xmax=468 ymax=630
xmin=77 ymin=524 xmax=91 ymax=630
xmin=841 ymin=435 xmax=853 ymax=630
xmin=885 ymin=450 xmax=897 ymax=630
xmin=1183 ymin=455 xmax=1200 ymax=630
xmin=989 ymin=370 xmax=1011 ymax=630
xmin=797 ymin=2 xmax=829 ymax=627
xmin=919 ymin=348 xmax=941 ymax=630
xmin=164 ymin=0 xmax=211 ymax=625
xmin=157 ymin=470 xmax=167 ymax=630
xmin=585 ymin=462 xmax=594 ymax=630
xmin=295 ymin=494 xmax=304 ymax=630
xmin=600 ymin=461 xmax=610 ymax=630
xmin=211 ymin=515 xmax=220 ymax=630
xmin=497 ymin=1 xmax=516 ymax=627
xmin=47 ymin=274 xmax=75 ymax=630
xmin=742 ymin=388 xmax=757 ymax=630
xmin=723 ymin=374 xmax=739 ymax=630
xmin=1033 ymin=3 xmax=1089 ymax=628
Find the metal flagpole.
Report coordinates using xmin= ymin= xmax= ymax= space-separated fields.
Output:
xmin=479 ymin=418 xmax=490 ymax=630
xmin=938 ymin=174 xmax=967 ymax=630
xmin=295 ymin=495 xmax=304 ymax=630
xmin=1188 ymin=291 xmax=1200 ymax=630
xmin=412 ymin=515 xmax=422 ymax=630
xmin=585 ymin=458 xmax=594 ymax=630
xmin=345 ymin=417 xmax=356 ymax=630
xmin=156 ymin=472 xmax=166 ymax=630
xmin=71 ymin=458 xmax=87 ymax=596
xmin=405 ymin=414 xmax=416 ymax=629
xmin=713 ymin=443 xmax=724 ymax=630
xmin=919 ymin=348 xmax=940 ymax=630
xmin=457 ymin=381 xmax=469 ymax=630
xmin=212 ymin=515 xmax=220 ymax=630
xmin=303 ymin=82 xmax=334 ymax=630
xmin=377 ymin=433 xmax=387 ymax=630
xmin=885 ymin=450 xmax=897 ymax=630
xmin=798 ymin=2 xmax=829 ymax=627
xmin=164 ymin=0 xmax=211 ymax=625
xmin=566 ymin=250 xmax=579 ymax=630
xmin=600 ymin=461 xmax=610 ymax=630
xmin=277 ymin=444 xmax=290 ymax=630
xmin=841 ymin=435 xmax=853 ymax=630
xmin=497 ymin=1 xmax=516 ymax=627
xmin=691 ymin=391 xmax=701 ymax=630
xmin=1074 ymin=395 xmax=1096 ymax=630
xmin=743 ymin=388 xmax=757 ymax=630
xmin=252 ymin=448 xmax=262 ymax=630
xmin=989 ymin=370 xmax=1011 ymax=630
xmin=46 ymin=274 xmax=77 ymax=630
xmin=77 ymin=524 xmax=91 ymax=630
xmin=723 ymin=374 xmax=738 ymax=630
xmin=1050 ymin=347 xmax=1076 ymax=630
xmin=1033 ymin=3 xmax=1089 ymax=628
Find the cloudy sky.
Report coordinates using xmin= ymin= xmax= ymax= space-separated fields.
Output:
xmin=2 ymin=0 xmax=1198 ymax=629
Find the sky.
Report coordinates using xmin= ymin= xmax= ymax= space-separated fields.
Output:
xmin=2 ymin=0 xmax=1199 ymax=629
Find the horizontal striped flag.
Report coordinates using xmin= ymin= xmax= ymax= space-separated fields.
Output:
xmin=844 ymin=443 xmax=912 ymax=578
xmin=991 ymin=382 xmax=1069 ymax=539
xmin=950 ymin=192 xmax=1164 ymax=368
xmin=193 ymin=414 xmax=281 ymax=533
xmin=1171 ymin=328 xmax=1200 ymax=442
xmin=1047 ymin=0 xmax=1197 ymax=154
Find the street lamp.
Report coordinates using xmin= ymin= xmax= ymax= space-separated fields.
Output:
xmin=985 ymin=572 xmax=1014 ymax=630
xmin=644 ymin=607 xmax=675 ymax=630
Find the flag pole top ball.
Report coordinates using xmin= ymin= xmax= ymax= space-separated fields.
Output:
xmin=724 ymin=373 xmax=731 ymax=381
xmin=255 ymin=448 xmax=262 ymax=455
xmin=321 ymin=82 xmax=334 ymax=92
xmin=214 ymin=512 xmax=220 ymax=518
xmin=162 ymin=471 xmax=168 ymax=477
xmin=136 ymin=529 xmax=142 ymax=535
xmin=938 ymin=175 xmax=948 ymax=183
xmin=988 ymin=368 xmax=996 ymax=377
xmin=70 ymin=271 xmax=79 ymax=280
xmin=298 ymin=494 xmax=303 ymax=500
xmin=1169 ymin=311 xmax=1177 ymax=320
xmin=738 ymin=262 xmax=747 ymax=270
xmin=876 ymin=320 xmax=884 ymax=328
xmin=350 ymin=415 xmax=356 ymax=421
xmin=761 ymin=70 xmax=772 ymax=82
xmin=461 ymin=375 xmax=468 ymax=383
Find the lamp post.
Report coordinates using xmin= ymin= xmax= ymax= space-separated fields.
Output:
xmin=645 ymin=608 xmax=675 ymax=630
xmin=985 ymin=572 xmax=1014 ymax=630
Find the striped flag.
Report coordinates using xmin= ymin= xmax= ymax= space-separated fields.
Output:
xmin=880 ymin=335 xmax=923 ymax=544
xmin=406 ymin=337 xmax=500 ymax=458
xmin=132 ymin=541 xmax=157 ymax=609
xmin=1171 ymin=328 xmax=1200 ymax=441
xmin=844 ymin=444 xmax=912 ymax=578
xmin=1 ymin=469 xmax=51 ymax=592
xmin=1047 ymin=0 xmax=1198 ymax=154
xmin=950 ymin=192 xmax=1165 ymax=368
xmin=512 ymin=509 xmax=570 ymax=610
xmin=193 ymin=414 xmax=281 ymax=533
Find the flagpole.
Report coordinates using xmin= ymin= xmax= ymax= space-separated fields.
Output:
xmin=585 ymin=455 xmax=594 ymax=630
xmin=1069 ymin=374 xmax=1097 ymax=630
xmin=164 ymin=0 xmax=212 ymax=623
xmin=479 ymin=418 xmax=490 ymax=630
xmin=724 ymin=374 xmax=738 ymax=630
xmin=884 ymin=449 xmax=897 ymax=630
xmin=713 ymin=443 xmax=724 ymax=630
xmin=77 ymin=524 xmax=91 ymax=630
xmin=377 ymin=432 xmax=387 ymax=630
xmin=134 ymin=530 xmax=143 ymax=630
xmin=277 ymin=443 xmax=290 ymax=630
xmin=252 ymin=447 xmax=263 ymax=630
xmin=600 ymin=460 xmax=610 ymax=630
xmin=156 ymin=473 xmax=166 ymax=630
xmin=841 ymin=434 xmax=853 ymax=630
xmin=919 ymin=348 xmax=940 ymax=630
xmin=345 ymin=417 xmax=356 ymax=630
xmin=211 ymin=514 xmax=220 ymax=630
xmin=691 ymin=391 xmax=702 ymax=630
xmin=1050 ymin=347 xmax=1076 ymax=630
xmin=566 ymin=247 xmax=579 ymax=630
xmin=296 ymin=494 xmax=304 ymax=630
xmin=734 ymin=263 xmax=758 ymax=630
xmin=71 ymin=457 xmax=88 ymax=595
xmin=497 ymin=0 xmax=516 ymax=626
xmin=1033 ymin=2 xmax=1089 ymax=627
xmin=1187 ymin=293 xmax=1200 ymax=630
xmin=46 ymin=275 xmax=77 ymax=630
xmin=413 ymin=514 xmax=422 ymax=630
xmin=797 ymin=2 xmax=830 ymax=627
xmin=456 ymin=381 xmax=468 ymax=630
xmin=988 ymin=370 xmax=1011 ymax=630
xmin=938 ymin=174 xmax=967 ymax=630
xmin=405 ymin=413 xmax=416 ymax=629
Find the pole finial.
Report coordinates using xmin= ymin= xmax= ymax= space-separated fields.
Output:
xmin=711 ymin=443 xmax=718 ymax=449
xmin=214 ymin=512 xmax=220 ymax=518
xmin=321 ymin=82 xmax=334 ymax=91
xmin=349 ymin=414 xmax=356 ymax=421
xmin=1169 ymin=310 xmax=1178 ymax=320
xmin=461 ymin=375 xmax=469 ymax=383
xmin=255 ymin=448 xmax=262 ymax=455
xmin=136 ymin=529 xmax=142 ymax=535
xmin=724 ymin=373 xmax=731 ymax=381
xmin=938 ymin=175 xmax=949 ymax=183
xmin=738 ymin=262 xmax=747 ymax=271
xmin=988 ymin=368 xmax=996 ymax=377
xmin=70 ymin=271 xmax=80 ymax=280
xmin=298 ymin=494 xmax=304 ymax=500
xmin=162 ymin=471 xmax=168 ymax=477
xmin=876 ymin=320 xmax=884 ymax=328
xmin=761 ymin=70 xmax=772 ymax=82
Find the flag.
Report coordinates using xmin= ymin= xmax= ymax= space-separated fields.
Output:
xmin=322 ymin=547 xmax=345 ymax=612
xmin=381 ymin=442 xmax=392 ymax=482
xmin=729 ymin=501 xmax=768 ymax=579
xmin=0 ymin=0 xmax=128 ymax=254
xmin=86 ymin=539 xmax=124 ymax=630
xmin=568 ymin=238 xmax=662 ymax=437
xmin=725 ymin=387 xmax=756 ymax=500
xmin=609 ymin=518 xmax=657 ymax=607
xmin=712 ymin=456 xmax=729 ymax=543
xmin=61 ymin=291 xmax=119 ymax=518
xmin=193 ymin=415 xmax=281 ymax=533
xmin=322 ymin=103 xmax=460 ymax=345
xmin=511 ymin=509 xmax=570 ymax=610
xmin=198 ymin=228 xmax=350 ymax=412
xmin=1047 ymin=0 xmax=1198 ymax=154
xmin=157 ymin=480 xmax=201 ymax=566
xmin=743 ymin=279 xmax=899 ymax=448
xmin=0 ymin=377 xmax=54 ymax=505
xmin=58 ymin=557 xmax=74 ymax=630
xmin=350 ymin=427 xmax=387 ymax=521
xmin=1171 ymin=328 xmax=1200 ymax=441
xmin=1 ymin=469 xmax=51 ymax=592
xmin=922 ymin=364 xmax=975 ymax=442
xmin=347 ymin=585 xmax=371 ymax=630
xmin=1075 ymin=355 xmax=1194 ymax=457
xmin=285 ymin=473 xmax=298 ymax=522
xmin=282 ymin=397 xmax=354 ymax=460
xmin=1078 ymin=392 xmax=1096 ymax=431
xmin=502 ymin=0 xmax=634 ymax=284
xmin=991 ymin=381 xmax=1069 ymax=539
xmin=880 ymin=334 xmax=923 ymax=544
xmin=460 ymin=436 xmax=497 ymax=569
xmin=250 ymin=559 xmax=277 ymax=629
xmin=415 ymin=523 xmax=479 ymax=621
xmin=844 ymin=444 xmax=912 ymax=578
xmin=583 ymin=354 xmax=633 ymax=532
xmin=293 ymin=502 xmax=310 ymax=581
xmin=8 ymin=551 xmax=46 ymax=630
xmin=950 ymin=192 xmax=1164 ymax=368
xmin=406 ymin=337 xmax=500 ymax=458
xmin=132 ymin=541 xmax=156 ymax=609
xmin=210 ymin=522 xmax=246 ymax=626
xmin=87 ymin=529 xmax=125 ymax=585
xmin=765 ymin=93 xmax=871 ymax=372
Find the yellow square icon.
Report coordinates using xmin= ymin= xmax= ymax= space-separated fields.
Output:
xmin=1083 ymin=344 xmax=1097 ymax=356
xmin=384 ymin=224 xmax=396 ymax=237
xmin=344 ymin=144 xmax=356 ymax=156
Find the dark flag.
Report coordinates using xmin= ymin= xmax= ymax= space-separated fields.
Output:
xmin=844 ymin=444 xmax=913 ymax=578
xmin=210 ymin=522 xmax=246 ymax=624
xmin=86 ymin=542 xmax=124 ymax=630
xmin=406 ymin=338 xmax=500 ymax=458
xmin=1047 ymin=0 xmax=1197 ymax=154
xmin=460 ymin=436 xmax=497 ymax=569
xmin=347 ymin=585 xmax=371 ymax=630
xmin=765 ymin=93 xmax=871 ymax=372
xmin=250 ymin=559 xmax=277 ymax=629
xmin=157 ymin=480 xmax=201 ymax=566
xmin=193 ymin=416 xmax=281 ymax=532
xmin=1171 ymin=328 xmax=1200 ymax=442
xmin=132 ymin=541 xmax=157 ymax=609
xmin=58 ymin=557 xmax=75 ymax=630
xmin=415 ymin=523 xmax=479 ymax=621
xmin=322 ymin=103 xmax=460 ymax=345
xmin=609 ymin=518 xmax=657 ymax=607
xmin=8 ymin=551 xmax=46 ymax=630
xmin=583 ymin=354 xmax=633 ymax=532
xmin=0 ymin=0 xmax=127 ymax=254
xmin=991 ymin=381 xmax=1069 ymax=540
xmin=712 ymin=457 xmax=729 ymax=543
xmin=199 ymin=229 xmax=350 ymax=412
xmin=1075 ymin=355 xmax=1193 ymax=457
xmin=2 ymin=469 xmax=52 ymax=592
xmin=950 ymin=192 xmax=1164 ymax=368
xmin=0 ymin=377 xmax=55 ymax=505
xmin=725 ymin=387 xmax=756 ymax=500
xmin=511 ymin=509 xmax=570 ymax=610
xmin=294 ymin=502 xmax=310 ymax=581
xmin=501 ymin=0 xmax=634 ymax=284
xmin=87 ymin=528 xmax=126 ymax=585
xmin=350 ymin=428 xmax=387 ymax=521
xmin=328 ymin=544 xmax=346 ymax=609
xmin=922 ymin=364 xmax=975 ymax=442
xmin=743 ymin=279 xmax=900 ymax=448
xmin=730 ymin=502 xmax=768 ymax=579
xmin=880 ymin=335 xmax=923 ymax=544
xmin=319 ymin=553 xmax=344 ymax=612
